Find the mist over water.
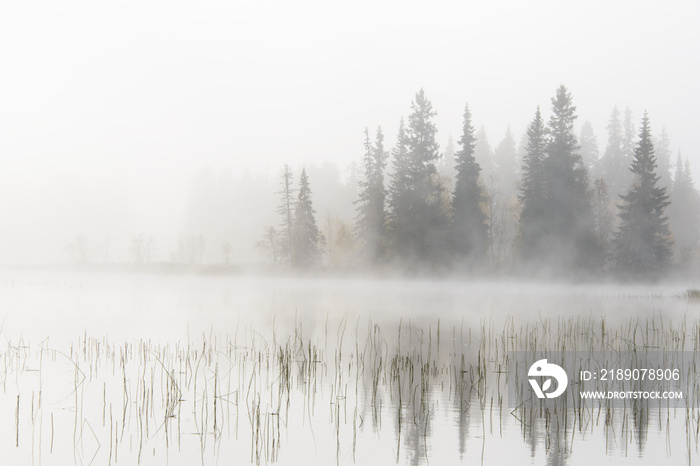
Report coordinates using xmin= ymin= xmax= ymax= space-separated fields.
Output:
xmin=1 ymin=1 xmax=699 ymax=465
xmin=1 ymin=270 xmax=695 ymax=341
xmin=1 ymin=271 xmax=699 ymax=465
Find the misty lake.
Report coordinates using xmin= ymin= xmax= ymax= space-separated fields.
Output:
xmin=0 ymin=269 xmax=698 ymax=465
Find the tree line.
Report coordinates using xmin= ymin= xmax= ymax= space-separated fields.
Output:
xmin=261 ymin=85 xmax=699 ymax=278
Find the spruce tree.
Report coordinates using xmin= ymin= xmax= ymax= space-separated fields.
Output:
xmin=474 ymin=126 xmax=495 ymax=179
xmin=355 ymin=127 xmax=388 ymax=263
xmin=518 ymin=107 xmax=547 ymax=261
xmin=402 ymin=89 xmax=448 ymax=263
xmin=622 ymin=107 xmax=636 ymax=164
xmin=598 ymin=107 xmax=629 ymax=197
xmin=451 ymin=103 xmax=488 ymax=264
xmin=387 ymin=117 xmax=411 ymax=257
xmin=613 ymin=113 xmax=673 ymax=276
xmin=653 ymin=128 xmax=673 ymax=191
xmin=437 ymin=135 xmax=457 ymax=181
xmin=579 ymin=121 xmax=599 ymax=174
xmin=292 ymin=169 xmax=321 ymax=268
xmin=541 ymin=85 xmax=599 ymax=271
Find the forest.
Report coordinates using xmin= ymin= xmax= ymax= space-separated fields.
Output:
xmin=63 ymin=85 xmax=699 ymax=279
xmin=250 ymin=85 xmax=699 ymax=278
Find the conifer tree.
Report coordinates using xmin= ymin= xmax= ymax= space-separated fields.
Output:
xmin=437 ymin=135 xmax=457 ymax=181
xmin=518 ymin=107 xmax=547 ymax=261
xmin=406 ymin=89 xmax=441 ymax=196
xmin=653 ymin=128 xmax=673 ymax=191
xmin=598 ymin=107 xmax=629 ymax=196
xmin=613 ymin=113 xmax=673 ymax=275
xmin=474 ymin=126 xmax=495 ymax=179
xmin=622 ymin=107 xmax=635 ymax=163
xmin=398 ymin=89 xmax=448 ymax=263
xmin=387 ymin=117 xmax=411 ymax=256
xmin=451 ymin=103 xmax=488 ymax=263
xmin=579 ymin=121 xmax=599 ymax=173
xmin=541 ymin=85 xmax=599 ymax=270
xmin=355 ymin=127 xmax=388 ymax=263
xmin=292 ymin=168 xmax=322 ymax=268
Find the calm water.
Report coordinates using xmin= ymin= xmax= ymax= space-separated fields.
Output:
xmin=0 ymin=269 xmax=697 ymax=465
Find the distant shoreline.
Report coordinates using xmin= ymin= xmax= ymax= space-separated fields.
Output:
xmin=0 ymin=262 xmax=698 ymax=288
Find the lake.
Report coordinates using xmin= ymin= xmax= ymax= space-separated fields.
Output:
xmin=0 ymin=269 xmax=697 ymax=465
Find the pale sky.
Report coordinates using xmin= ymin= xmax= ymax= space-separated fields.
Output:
xmin=0 ymin=0 xmax=698 ymax=263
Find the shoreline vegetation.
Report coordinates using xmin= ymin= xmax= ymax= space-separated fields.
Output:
xmin=58 ymin=86 xmax=700 ymax=282
xmin=1 ymin=312 xmax=698 ymax=465
xmin=247 ymin=86 xmax=697 ymax=280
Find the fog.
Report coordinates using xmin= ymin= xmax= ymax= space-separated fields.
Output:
xmin=0 ymin=270 xmax=698 ymax=465
xmin=1 ymin=3 xmax=699 ymax=464
xmin=0 ymin=0 xmax=698 ymax=265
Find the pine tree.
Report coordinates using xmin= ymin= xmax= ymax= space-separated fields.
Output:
xmin=541 ymin=85 xmax=599 ymax=271
xmin=451 ymin=103 xmax=488 ymax=264
xmin=292 ymin=169 xmax=322 ymax=268
xmin=518 ymin=107 xmax=547 ymax=261
xmin=276 ymin=164 xmax=296 ymax=263
xmin=355 ymin=127 xmax=388 ymax=263
xmin=613 ymin=113 xmax=673 ymax=276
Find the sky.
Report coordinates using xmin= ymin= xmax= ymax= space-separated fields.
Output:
xmin=0 ymin=0 xmax=698 ymax=263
